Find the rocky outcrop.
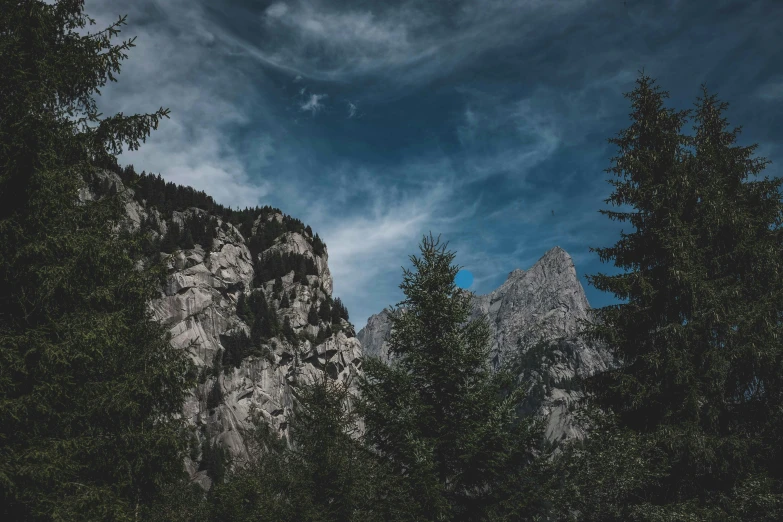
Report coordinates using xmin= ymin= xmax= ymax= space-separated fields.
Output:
xmin=80 ymin=169 xmax=362 ymax=490
xmin=357 ymin=246 xmax=615 ymax=442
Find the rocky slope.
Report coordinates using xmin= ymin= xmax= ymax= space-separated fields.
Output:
xmin=357 ymin=247 xmax=615 ymax=442
xmin=80 ymin=169 xmax=362 ymax=490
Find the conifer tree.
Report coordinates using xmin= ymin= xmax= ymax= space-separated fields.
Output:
xmin=182 ymin=227 xmax=194 ymax=250
xmin=0 ymin=2 xmax=196 ymax=519
xmin=318 ymin=299 xmax=332 ymax=323
xmin=210 ymin=377 xmax=408 ymax=522
xmin=283 ymin=316 xmax=295 ymax=343
xmin=308 ymin=304 xmax=319 ymax=326
xmin=562 ymin=73 xmax=783 ymax=520
xmin=160 ymin=221 xmax=180 ymax=253
xmin=358 ymin=234 xmax=546 ymax=521
xmin=236 ymin=292 xmax=252 ymax=325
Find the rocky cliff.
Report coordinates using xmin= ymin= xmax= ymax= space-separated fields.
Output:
xmin=357 ymin=247 xmax=615 ymax=442
xmin=80 ymin=168 xmax=362 ymax=490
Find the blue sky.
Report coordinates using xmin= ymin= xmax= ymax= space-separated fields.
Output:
xmin=85 ymin=0 xmax=783 ymax=329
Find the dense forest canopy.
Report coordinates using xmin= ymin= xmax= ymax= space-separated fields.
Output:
xmin=94 ymin=155 xmax=327 ymax=256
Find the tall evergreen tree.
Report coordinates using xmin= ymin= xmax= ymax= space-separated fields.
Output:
xmin=563 ymin=73 xmax=783 ymax=520
xmin=358 ymin=234 xmax=546 ymax=521
xmin=0 ymin=2 xmax=196 ymax=519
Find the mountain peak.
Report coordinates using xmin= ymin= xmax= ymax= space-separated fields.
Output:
xmin=538 ymin=245 xmax=572 ymax=265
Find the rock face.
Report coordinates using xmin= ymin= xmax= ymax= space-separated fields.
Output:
xmin=357 ymin=247 xmax=615 ymax=442
xmin=80 ymin=169 xmax=362 ymax=490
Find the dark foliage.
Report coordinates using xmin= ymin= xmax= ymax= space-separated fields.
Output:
xmin=209 ymin=378 xmax=409 ymax=522
xmin=0 ymin=2 xmax=198 ymax=519
xmin=206 ymin=377 xmax=223 ymax=411
xmin=198 ymin=435 xmax=232 ymax=486
xmin=331 ymin=297 xmax=350 ymax=323
xmin=556 ymin=73 xmax=783 ymax=520
xmin=318 ymin=299 xmax=332 ymax=323
xmin=282 ymin=316 xmax=297 ymax=344
xmin=221 ymin=330 xmax=273 ymax=372
xmin=256 ymin=251 xmax=319 ymax=286
xmin=308 ymin=304 xmax=319 ymax=326
xmin=246 ymin=291 xmax=280 ymax=345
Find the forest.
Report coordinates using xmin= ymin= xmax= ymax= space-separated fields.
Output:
xmin=1 ymin=2 xmax=782 ymax=521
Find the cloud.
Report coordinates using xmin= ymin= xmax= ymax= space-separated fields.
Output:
xmin=266 ymin=2 xmax=289 ymax=18
xmin=300 ymin=93 xmax=328 ymax=115
xmin=347 ymin=101 xmax=358 ymax=118
xmin=757 ymin=78 xmax=783 ymax=101
xmin=80 ymin=0 xmax=272 ymax=208
xmin=199 ymin=0 xmax=596 ymax=86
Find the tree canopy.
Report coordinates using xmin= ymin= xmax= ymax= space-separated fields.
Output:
xmin=0 ymin=1 xmax=197 ymax=519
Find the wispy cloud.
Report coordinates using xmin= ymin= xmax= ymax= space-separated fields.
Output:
xmin=81 ymin=0 xmax=272 ymax=208
xmin=197 ymin=0 xmax=596 ymax=86
xmin=347 ymin=101 xmax=358 ymax=118
xmin=300 ymin=93 xmax=328 ymax=115
xmin=757 ymin=78 xmax=783 ymax=101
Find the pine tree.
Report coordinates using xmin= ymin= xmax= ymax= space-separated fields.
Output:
xmin=160 ymin=221 xmax=181 ymax=253
xmin=318 ymin=299 xmax=332 ymax=323
xmin=281 ymin=292 xmax=290 ymax=309
xmin=283 ymin=316 xmax=295 ymax=343
xmin=358 ymin=234 xmax=546 ymax=521
xmin=0 ymin=2 xmax=196 ymax=519
xmin=308 ymin=304 xmax=319 ymax=326
xmin=236 ymin=292 xmax=252 ymax=325
xmin=182 ymin=227 xmax=194 ymax=250
xmin=210 ymin=377 xmax=408 ymax=522
xmin=331 ymin=297 xmax=349 ymax=323
xmin=564 ymin=73 xmax=783 ymax=520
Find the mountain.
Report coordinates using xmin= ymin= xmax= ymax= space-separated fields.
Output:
xmin=79 ymin=168 xmax=362 ymax=490
xmin=357 ymin=246 xmax=615 ymax=442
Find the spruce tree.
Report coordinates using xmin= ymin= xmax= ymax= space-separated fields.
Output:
xmin=210 ymin=377 xmax=408 ymax=522
xmin=308 ymin=304 xmax=319 ymax=326
xmin=358 ymin=234 xmax=546 ymax=521
xmin=0 ymin=2 xmax=195 ymax=519
xmin=236 ymin=292 xmax=252 ymax=325
xmin=318 ymin=299 xmax=332 ymax=323
xmin=565 ymin=73 xmax=783 ymax=520
xmin=160 ymin=221 xmax=180 ymax=253
xmin=282 ymin=316 xmax=295 ymax=344
xmin=181 ymin=227 xmax=194 ymax=250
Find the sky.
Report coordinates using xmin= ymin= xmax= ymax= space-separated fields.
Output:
xmin=83 ymin=0 xmax=783 ymax=329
